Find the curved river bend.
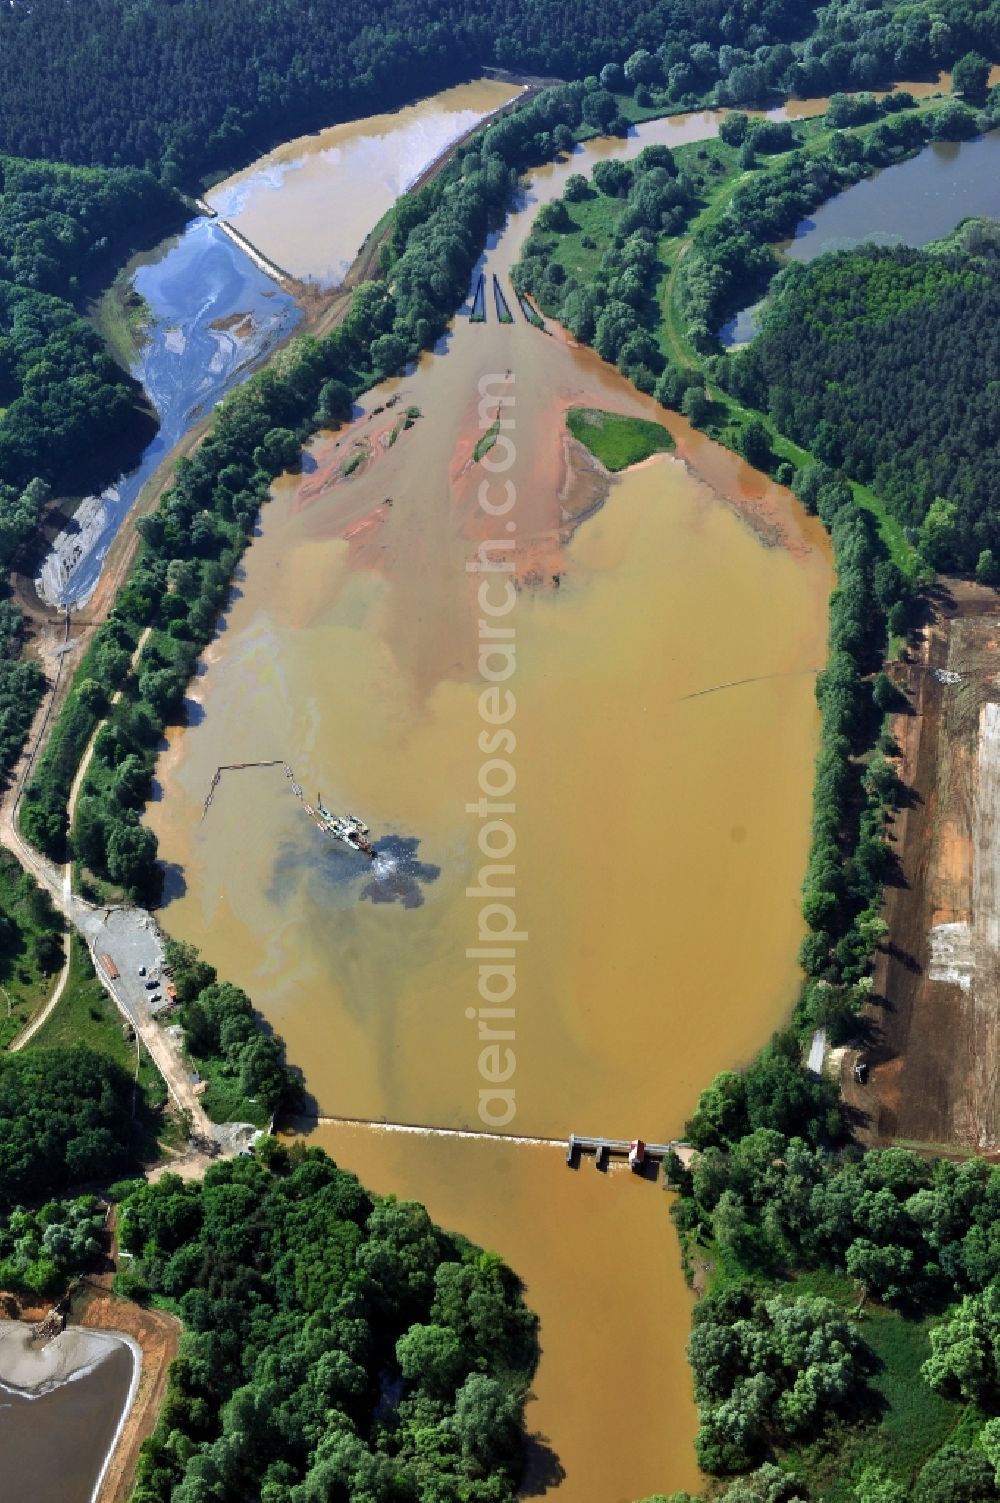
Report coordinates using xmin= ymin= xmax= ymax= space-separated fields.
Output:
xmin=147 ymin=104 xmax=833 ymax=1501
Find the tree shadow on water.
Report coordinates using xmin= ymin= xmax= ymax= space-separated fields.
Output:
xmin=519 ymin=1433 xmax=566 ymax=1498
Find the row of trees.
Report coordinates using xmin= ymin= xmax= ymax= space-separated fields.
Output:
xmin=118 ymin=1145 xmax=538 ymax=1502
xmin=597 ymin=27 xmax=999 ymax=116
xmin=791 ymin=465 xmax=911 ymax=1032
xmin=163 ymin=941 xmax=291 ymax=1122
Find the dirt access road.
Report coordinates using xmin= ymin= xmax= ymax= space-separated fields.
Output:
xmin=846 ymin=581 xmax=1000 ymax=1153
xmin=0 ymin=621 xmax=217 ymax=1137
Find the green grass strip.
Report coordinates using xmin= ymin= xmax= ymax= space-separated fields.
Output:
xmin=474 ymin=419 xmax=500 ymax=462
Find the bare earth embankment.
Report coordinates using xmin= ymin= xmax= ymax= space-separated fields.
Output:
xmin=847 ymin=582 xmax=1000 ymax=1152
xmin=68 ymin=1275 xmax=179 ymax=1503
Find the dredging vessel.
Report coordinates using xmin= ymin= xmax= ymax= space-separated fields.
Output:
xmin=316 ymin=794 xmax=375 ymax=857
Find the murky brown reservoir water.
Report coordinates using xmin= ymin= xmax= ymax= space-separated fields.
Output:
xmin=148 ymin=108 xmax=833 ymax=1499
xmin=207 ymin=80 xmax=522 ymax=285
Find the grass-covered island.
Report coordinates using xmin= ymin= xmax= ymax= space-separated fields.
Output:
xmin=566 ymin=407 xmax=674 ymax=471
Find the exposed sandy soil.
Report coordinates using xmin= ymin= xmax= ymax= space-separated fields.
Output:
xmin=209 ymin=310 xmax=255 ymax=339
xmin=845 ymin=581 xmax=1000 ymax=1153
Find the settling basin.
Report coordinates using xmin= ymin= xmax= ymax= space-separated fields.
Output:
xmin=37 ymin=219 xmax=301 ymax=608
xmin=207 ymin=79 xmax=524 ymax=287
xmin=0 ymin=1323 xmax=138 ymax=1503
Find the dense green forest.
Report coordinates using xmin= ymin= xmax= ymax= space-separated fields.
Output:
xmin=0 ymin=1047 xmax=135 ymax=1204
xmin=117 ymin=1145 xmax=537 ymax=1503
xmin=0 ymin=0 xmax=992 ymax=184
xmin=0 ymin=0 xmax=995 ymax=184
xmin=726 ymin=225 xmax=1000 ymax=570
xmin=0 ymin=156 xmax=181 ymax=786
xmin=0 ymin=0 xmax=815 ymax=180
xmin=0 ymin=157 xmax=179 ymax=493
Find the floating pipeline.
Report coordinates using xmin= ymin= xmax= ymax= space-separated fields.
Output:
xmin=201 ymin=759 xmax=376 ymax=858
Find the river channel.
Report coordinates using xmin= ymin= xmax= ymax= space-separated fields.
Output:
xmin=146 ymin=102 xmax=834 ymax=1501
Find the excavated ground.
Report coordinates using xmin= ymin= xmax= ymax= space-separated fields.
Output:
xmin=845 ymin=581 xmax=1000 ymax=1154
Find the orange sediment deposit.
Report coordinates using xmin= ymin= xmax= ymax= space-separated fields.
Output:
xmin=74 ymin=1284 xmax=180 ymax=1503
xmin=668 ymin=421 xmax=815 ymax=557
